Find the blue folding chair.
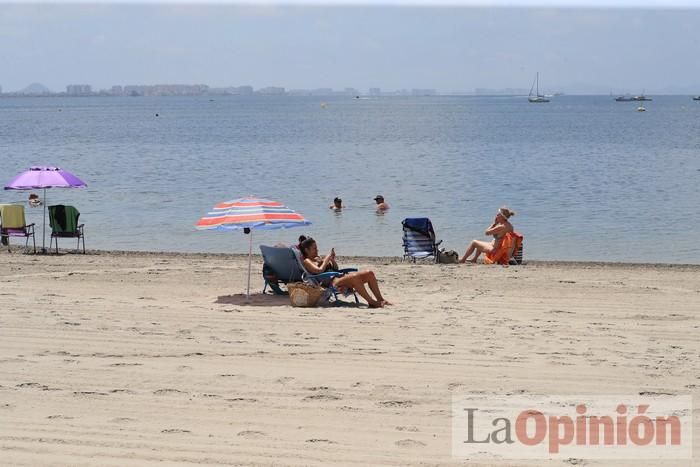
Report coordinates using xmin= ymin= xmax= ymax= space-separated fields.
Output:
xmin=260 ymin=245 xmax=303 ymax=295
xmin=260 ymin=245 xmax=359 ymax=304
xmin=402 ymin=218 xmax=442 ymax=263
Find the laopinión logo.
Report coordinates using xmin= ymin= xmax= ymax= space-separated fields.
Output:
xmin=452 ymin=395 xmax=692 ymax=460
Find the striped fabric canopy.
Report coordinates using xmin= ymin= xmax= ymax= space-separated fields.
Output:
xmin=196 ymin=197 xmax=311 ymax=231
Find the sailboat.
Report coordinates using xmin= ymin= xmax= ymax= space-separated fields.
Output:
xmin=528 ymin=72 xmax=550 ymax=103
xmin=633 ymin=89 xmax=652 ymax=101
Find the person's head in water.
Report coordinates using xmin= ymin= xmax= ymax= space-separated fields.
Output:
xmin=330 ymin=197 xmax=343 ymax=209
xmin=495 ymin=206 xmax=516 ymax=222
xmin=28 ymin=193 xmax=42 ymax=207
xmin=373 ymin=194 xmax=389 ymax=211
xmin=299 ymin=237 xmax=318 ymax=259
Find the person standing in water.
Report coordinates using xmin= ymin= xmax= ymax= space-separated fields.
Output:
xmin=373 ymin=195 xmax=389 ymax=212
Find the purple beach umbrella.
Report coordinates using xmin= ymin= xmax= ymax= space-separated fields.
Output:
xmin=5 ymin=166 xmax=87 ymax=252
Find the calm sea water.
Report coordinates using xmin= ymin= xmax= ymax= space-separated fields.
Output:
xmin=1 ymin=95 xmax=699 ymax=263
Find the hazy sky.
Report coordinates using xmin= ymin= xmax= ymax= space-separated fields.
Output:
xmin=2 ymin=2 xmax=699 ymax=93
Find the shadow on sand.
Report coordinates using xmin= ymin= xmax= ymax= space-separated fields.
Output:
xmin=216 ymin=293 xmax=290 ymax=307
xmin=215 ymin=293 xmax=363 ymax=308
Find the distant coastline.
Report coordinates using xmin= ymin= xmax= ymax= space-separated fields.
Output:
xmin=0 ymin=83 xmax=443 ymax=98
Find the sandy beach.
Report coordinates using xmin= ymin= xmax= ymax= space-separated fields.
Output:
xmin=0 ymin=250 xmax=698 ymax=466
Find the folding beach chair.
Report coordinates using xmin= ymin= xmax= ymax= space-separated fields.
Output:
xmin=260 ymin=245 xmax=304 ymax=295
xmin=402 ymin=217 xmax=442 ymax=263
xmin=260 ymin=245 xmax=359 ymax=304
xmin=0 ymin=204 xmax=36 ymax=254
xmin=485 ymin=231 xmax=524 ymax=266
xmin=48 ymin=205 xmax=85 ymax=254
xmin=508 ymin=233 xmax=524 ymax=265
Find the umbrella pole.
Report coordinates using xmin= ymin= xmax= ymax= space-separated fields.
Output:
xmin=42 ymin=188 xmax=47 ymax=253
xmin=246 ymin=231 xmax=253 ymax=300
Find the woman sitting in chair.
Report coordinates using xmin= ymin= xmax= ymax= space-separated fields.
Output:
xmin=460 ymin=206 xmax=518 ymax=264
xmin=299 ymin=237 xmax=391 ymax=308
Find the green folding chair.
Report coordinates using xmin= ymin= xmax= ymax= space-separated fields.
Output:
xmin=49 ymin=205 xmax=85 ymax=254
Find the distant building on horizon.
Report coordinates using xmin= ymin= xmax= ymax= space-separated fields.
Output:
xmin=411 ymin=88 xmax=437 ymax=96
xmin=256 ymin=86 xmax=285 ymax=95
xmin=66 ymin=84 xmax=92 ymax=96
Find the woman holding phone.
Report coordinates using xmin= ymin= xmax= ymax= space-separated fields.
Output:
xmin=298 ymin=237 xmax=391 ymax=308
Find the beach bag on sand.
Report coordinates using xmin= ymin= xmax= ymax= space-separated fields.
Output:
xmin=438 ymin=249 xmax=459 ymax=264
xmin=287 ymin=282 xmax=325 ymax=307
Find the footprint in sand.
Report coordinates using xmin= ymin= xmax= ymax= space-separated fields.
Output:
xmin=73 ymin=391 xmax=109 ymax=397
xmin=47 ymin=414 xmax=74 ymax=420
xmin=237 ymin=430 xmax=266 ymax=439
xmin=302 ymin=394 xmax=341 ymax=402
xmin=153 ymin=388 xmax=187 ymax=395
xmin=306 ymin=439 xmax=337 ymax=444
xmin=395 ymin=426 xmax=419 ymax=432
xmin=378 ymin=400 xmax=414 ymax=408
xmin=395 ymin=439 xmax=426 ymax=447
xmin=225 ymin=397 xmax=258 ymax=403
xmin=162 ymin=428 xmax=191 ymax=434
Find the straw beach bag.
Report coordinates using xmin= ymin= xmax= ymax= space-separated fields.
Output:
xmin=287 ymin=282 xmax=324 ymax=307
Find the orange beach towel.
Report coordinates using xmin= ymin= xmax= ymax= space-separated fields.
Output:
xmin=484 ymin=231 xmax=523 ymax=265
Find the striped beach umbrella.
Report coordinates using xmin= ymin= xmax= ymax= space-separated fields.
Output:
xmin=196 ymin=197 xmax=310 ymax=231
xmin=196 ymin=197 xmax=311 ymax=299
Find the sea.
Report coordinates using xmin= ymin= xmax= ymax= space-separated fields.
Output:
xmin=1 ymin=95 xmax=699 ymax=264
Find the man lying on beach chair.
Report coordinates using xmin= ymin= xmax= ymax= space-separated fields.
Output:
xmin=260 ymin=245 xmax=359 ymax=304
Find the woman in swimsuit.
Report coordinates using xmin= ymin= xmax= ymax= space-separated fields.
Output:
xmin=299 ymin=237 xmax=391 ymax=308
xmin=459 ymin=207 xmax=516 ymax=264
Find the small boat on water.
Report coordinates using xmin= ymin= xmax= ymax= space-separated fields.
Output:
xmin=634 ymin=90 xmax=652 ymax=101
xmin=615 ymin=90 xmax=652 ymax=102
xmin=693 ymin=96 xmax=700 ymax=101
xmin=637 ymin=105 xmax=646 ymax=112
xmin=528 ymin=72 xmax=550 ymax=103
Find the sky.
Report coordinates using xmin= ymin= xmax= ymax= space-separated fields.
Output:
xmin=2 ymin=1 xmax=700 ymax=94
